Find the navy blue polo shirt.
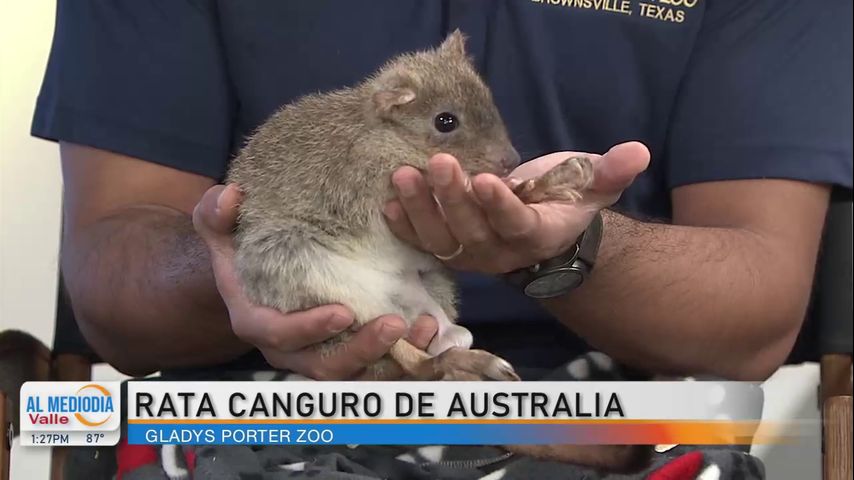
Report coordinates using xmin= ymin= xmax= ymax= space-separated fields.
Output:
xmin=33 ymin=0 xmax=852 ymax=372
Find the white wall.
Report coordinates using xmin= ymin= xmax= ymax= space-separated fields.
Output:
xmin=0 ymin=0 xmax=63 ymax=346
xmin=0 ymin=2 xmax=822 ymax=480
xmin=1 ymin=3 xmax=62 ymax=479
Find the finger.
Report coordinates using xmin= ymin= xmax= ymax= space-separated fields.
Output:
xmin=406 ymin=315 xmax=438 ymax=350
xmin=427 ymin=154 xmax=500 ymax=252
xmin=193 ymin=183 xmax=242 ymax=239
xmin=353 ymin=315 xmax=437 ymax=380
xmin=283 ymin=316 xmax=407 ymax=380
xmin=251 ymin=304 xmax=354 ymax=353
xmin=392 ymin=166 xmax=460 ymax=257
xmin=473 ymin=173 xmax=541 ymax=243
xmin=382 ymin=200 xmax=421 ymax=247
xmin=590 ymin=142 xmax=650 ymax=195
xmin=192 ymin=183 xmax=244 ymax=300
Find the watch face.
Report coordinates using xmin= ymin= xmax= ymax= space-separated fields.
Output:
xmin=523 ymin=269 xmax=583 ymax=299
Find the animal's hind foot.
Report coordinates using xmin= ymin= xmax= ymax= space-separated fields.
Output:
xmin=418 ymin=347 xmax=520 ymax=381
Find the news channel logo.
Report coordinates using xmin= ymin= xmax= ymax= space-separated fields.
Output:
xmin=19 ymin=381 xmax=121 ymax=446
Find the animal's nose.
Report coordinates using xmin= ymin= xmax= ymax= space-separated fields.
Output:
xmin=501 ymin=147 xmax=521 ymax=171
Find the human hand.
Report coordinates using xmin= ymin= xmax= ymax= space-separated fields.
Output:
xmin=192 ymin=184 xmax=438 ymax=380
xmin=383 ymin=142 xmax=650 ymax=274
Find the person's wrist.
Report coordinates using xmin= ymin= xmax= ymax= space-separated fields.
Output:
xmin=503 ymin=211 xmax=603 ymax=298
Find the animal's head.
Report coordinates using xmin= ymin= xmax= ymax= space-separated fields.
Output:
xmin=366 ymin=30 xmax=520 ymax=176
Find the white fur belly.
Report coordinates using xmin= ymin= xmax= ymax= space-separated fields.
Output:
xmin=302 ymin=226 xmax=446 ymax=327
xmin=294 ymin=219 xmax=473 ymax=354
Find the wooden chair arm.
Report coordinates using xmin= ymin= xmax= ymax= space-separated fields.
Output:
xmin=821 ymin=354 xmax=853 ymax=480
xmin=823 ymin=395 xmax=853 ymax=480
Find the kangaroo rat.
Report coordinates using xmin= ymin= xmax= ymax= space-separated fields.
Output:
xmin=226 ymin=31 xmax=647 ymax=472
xmin=229 ymin=31 xmax=531 ymax=381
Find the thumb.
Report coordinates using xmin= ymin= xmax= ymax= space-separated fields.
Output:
xmin=591 ymin=141 xmax=650 ymax=196
xmin=193 ymin=183 xmax=244 ymax=301
xmin=193 ymin=183 xmax=242 ymax=243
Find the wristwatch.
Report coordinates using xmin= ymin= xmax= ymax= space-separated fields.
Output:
xmin=504 ymin=212 xmax=603 ymax=299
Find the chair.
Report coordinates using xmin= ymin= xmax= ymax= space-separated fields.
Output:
xmin=0 ymin=277 xmax=103 ymax=480
xmin=787 ymin=188 xmax=853 ymax=480
xmin=1 ymin=188 xmax=851 ymax=480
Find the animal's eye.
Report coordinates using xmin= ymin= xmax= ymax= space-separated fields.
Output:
xmin=434 ymin=112 xmax=459 ymax=133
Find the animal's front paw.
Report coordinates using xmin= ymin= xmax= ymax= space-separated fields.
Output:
xmin=426 ymin=347 xmax=520 ymax=381
xmin=511 ymin=156 xmax=594 ymax=204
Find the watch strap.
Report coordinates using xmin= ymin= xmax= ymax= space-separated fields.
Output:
xmin=502 ymin=211 xmax=604 ymax=292
xmin=576 ymin=211 xmax=603 ymax=267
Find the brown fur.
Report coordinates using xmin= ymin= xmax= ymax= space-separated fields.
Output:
xmin=226 ymin=30 xmax=520 ymax=370
xmin=226 ymin=30 xmax=649 ymax=472
xmin=229 ymin=31 xmax=516 ymax=245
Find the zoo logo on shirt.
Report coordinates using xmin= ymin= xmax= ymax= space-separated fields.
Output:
xmin=530 ymin=0 xmax=700 ymax=24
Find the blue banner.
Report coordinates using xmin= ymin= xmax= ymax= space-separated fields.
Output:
xmin=129 ymin=423 xmax=587 ymax=446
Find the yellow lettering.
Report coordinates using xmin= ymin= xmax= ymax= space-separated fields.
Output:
xmin=639 ymin=2 xmax=689 ymax=23
xmin=639 ymin=2 xmax=663 ymax=19
xmin=663 ymin=8 xmax=675 ymax=21
xmin=667 ymin=0 xmax=698 ymax=7
xmin=531 ymin=0 xmax=643 ymax=18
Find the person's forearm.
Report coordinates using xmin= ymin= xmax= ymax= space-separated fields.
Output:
xmin=62 ymin=205 xmax=251 ymax=375
xmin=543 ymin=210 xmax=811 ymax=381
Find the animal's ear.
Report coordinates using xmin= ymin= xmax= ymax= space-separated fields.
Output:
xmin=372 ymin=70 xmax=417 ymax=115
xmin=439 ymin=29 xmax=467 ymax=59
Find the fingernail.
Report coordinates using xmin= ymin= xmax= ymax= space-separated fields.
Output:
xmin=476 ymin=182 xmax=494 ymax=203
xmin=382 ymin=203 xmax=398 ymax=221
xmin=379 ymin=320 xmax=406 ymax=345
xmin=216 ymin=186 xmax=228 ymax=212
xmin=395 ymin=178 xmax=417 ymax=198
xmin=327 ymin=314 xmax=352 ymax=333
xmin=431 ymin=164 xmax=453 ymax=187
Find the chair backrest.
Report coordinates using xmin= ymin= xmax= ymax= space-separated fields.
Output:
xmin=788 ymin=187 xmax=854 ymax=364
xmin=815 ymin=189 xmax=853 ymax=355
